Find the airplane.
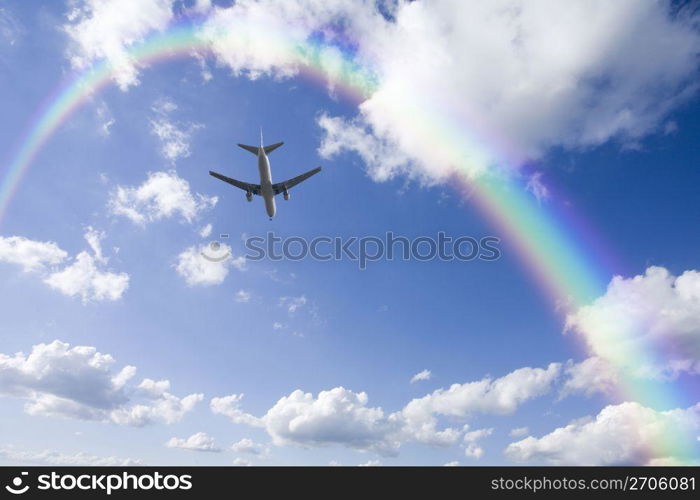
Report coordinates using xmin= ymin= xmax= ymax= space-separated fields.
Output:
xmin=209 ymin=130 xmax=322 ymax=220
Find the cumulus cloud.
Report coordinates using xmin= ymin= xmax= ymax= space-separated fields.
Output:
xmin=150 ymin=98 xmax=203 ymax=163
xmin=212 ymin=363 xmax=561 ymax=456
xmin=213 ymin=389 xmax=400 ymax=456
xmin=63 ymin=1 xmax=700 ymax=185
xmin=109 ymin=171 xmax=217 ymax=225
xmin=235 ymin=289 xmax=251 ymax=303
xmin=231 ymin=438 xmax=267 ymax=456
xmin=262 ymin=387 xmax=401 ymax=456
xmin=399 ymin=363 xmax=560 ymax=446
xmin=0 ymin=230 xmax=128 ymax=303
xmin=463 ymin=427 xmax=493 ymax=459
xmin=0 ymin=236 xmax=67 ymax=272
xmin=561 ymin=357 xmax=619 ymax=398
xmin=566 ymin=266 xmax=700 ymax=380
xmin=166 ymin=432 xmax=221 ymax=452
xmin=505 ymin=402 xmax=700 ymax=465
xmin=0 ymin=340 xmax=201 ymax=427
xmin=210 ymin=394 xmax=263 ymax=428
xmin=410 ymin=369 xmax=432 ymax=384
xmin=317 ymin=0 xmax=700 ymax=182
xmin=64 ymin=0 xmax=175 ymax=90
xmin=0 ymin=446 xmax=142 ymax=466
xmin=317 ymin=113 xmax=417 ymax=183
xmin=43 ymin=227 xmax=128 ymax=303
xmin=175 ymin=243 xmax=246 ymax=286
xmin=44 ymin=252 xmax=129 ymax=303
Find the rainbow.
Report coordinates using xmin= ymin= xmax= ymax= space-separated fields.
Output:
xmin=1 ymin=14 xmax=696 ymax=463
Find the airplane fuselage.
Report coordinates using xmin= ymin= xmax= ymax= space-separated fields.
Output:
xmin=258 ymin=150 xmax=276 ymax=218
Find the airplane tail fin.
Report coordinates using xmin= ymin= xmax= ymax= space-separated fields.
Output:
xmin=237 ymin=142 xmax=284 ymax=155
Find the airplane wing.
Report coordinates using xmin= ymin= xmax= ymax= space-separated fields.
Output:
xmin=209 ymin=170 xmax=261 ymax=195
xmin=272 ymin=166 xmax=322 ymax=195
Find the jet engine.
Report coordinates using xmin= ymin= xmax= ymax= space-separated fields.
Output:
xmin=246 ymin=191 xmax=253 ymax=202
xmin=283 ymin=188 xmax=290 ymax=201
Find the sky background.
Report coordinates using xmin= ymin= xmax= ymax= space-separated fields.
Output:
xmin=0 ymin=0 xmax=698 ymax=466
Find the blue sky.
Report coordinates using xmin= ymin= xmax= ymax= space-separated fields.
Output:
xmin=0 ymin=0 xmax=699 ymax=466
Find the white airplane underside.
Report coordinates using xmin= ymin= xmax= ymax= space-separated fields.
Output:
xmin=209 ymin=132 xmax=322 ymax=220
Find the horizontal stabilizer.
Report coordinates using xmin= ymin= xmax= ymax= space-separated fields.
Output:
xmin=237 ymin=142 xmax=284 ymax=155
xmin=237 ymin=143 xmax=260 ymax=155
xmin=263 ymin=142 xmax=284 ymax=154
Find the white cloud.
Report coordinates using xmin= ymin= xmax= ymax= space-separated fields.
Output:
xmin=0 ymin=236 xmax=67 ymax=272
xmin=410 ymin=369 xmax=431 ymax=384
xmin=443 ymin=461 xmax=460 ymax=466
xmin=317 ymin=113 xmax=417 ymax=183
xmin=211 ymin=363 xmax=561 ymax=457
xmin=231 ymin=438 xmax=266 ymax=456
xmin=0 ymin=446 xmax=142 ymax=466
xmin=210 ymin=394 xmax=263 ymax=428
xmin=109 ymin=171 xmax=217 ymax=225
xmin=317 ymin=0 xmax=700 ymax=182
xmin=566 ymin=266 xmax=700 ymax=380
xmin=0 ymin=340 xmax=201 ymax=427
xmin=213 ymin=388 xmax=400 ymax=456
xmin=61 ymin=1 xmax=700 ymax=184
xmin=232 ymin=457 xmax=252 ymax=466
xmin=505 ymin=401 xmax=700 ymax=465
xmin=509 ymin=426 xmax=529 ymax=438
xmin=0 ymin=230 xmax=128 ymax=303
xmin=199 ymin=223 xmax=213 ymax=238
xmin=150 ymin=119 xmax=199 ymax=163
xmin=235 ymin=290 xmax=251 ymax=303
xmin=44 ymin=251 xmax=129 ymax=303
xmin=83 ymin=226 xmax=106 ymax=264
xmin=465 ymin=444 xmax=485 ymax=459
xmin=279 ymin=295 xmax=307 ymax=314
xmin=464 ymin=427 xmax=493 ymax=443
xmin=272 ymin=322 xmax=284 ymax=330
xmin=95 ymin=101 xmax=115 ymax=137
xmin=166 ymin=432 xmax=221 ymax=452
xmin=262 ymin=387 xmax=401 ymax=456
xmin=463 ymin=427 xmax=493 ymax=459
xmin=358 ymin=459 xmax=381 ymax=466
xmin=108 ymin=392 xmax=203 ymax=427
xmin=151 ymin=97 xmax=178 ymax=115
xmin=150 ymin=98 xmax=203 ymax=163
xmin=136 ymin=378 xmax=170 ymax=398
xmin=561 ymin=357 xmax=619 ymax=398
xmin=399 ymin=363 xmax=560 ymax=446
xmin=175 ymin=243 xmax=246 ymax=286
xmin=64 ymin=0 xmax=176 ymax=90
